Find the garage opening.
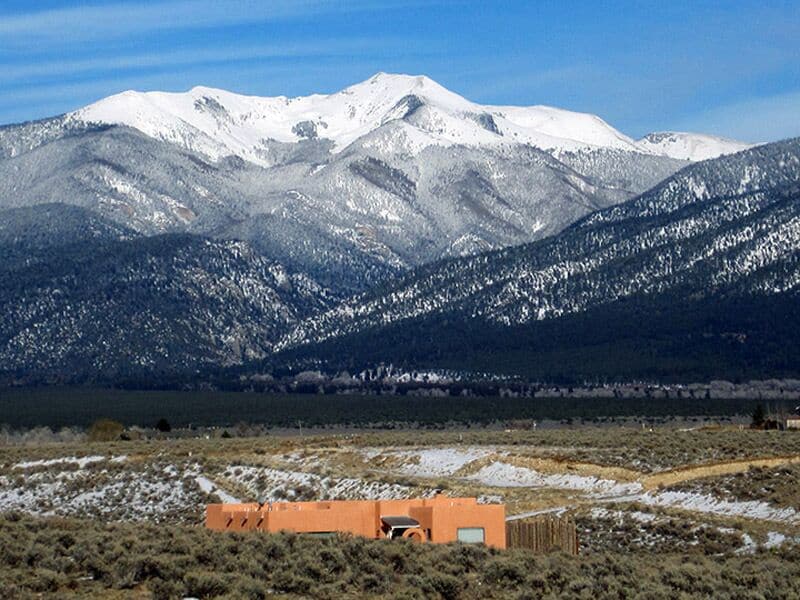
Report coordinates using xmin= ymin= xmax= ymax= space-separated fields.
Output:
xmin=381 ymin=516 xmax=421 ymax=539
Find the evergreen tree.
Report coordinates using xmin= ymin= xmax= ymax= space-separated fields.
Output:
xmin=751 ymin=404 xmax=766 ymax=429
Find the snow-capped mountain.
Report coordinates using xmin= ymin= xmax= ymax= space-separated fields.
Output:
xmin=69 ymin=73 xmax=635 ymax=165
xmin=3 ymin=74 xmax=710 ymax=292
xmin=637 ymin=131 xmax=753 ymax=161
xmin=68 ymin=73 xmax=749 ymax=165
xmin=279 ymin=138 xmax=800 ymax=352
xmin=0 ymin=120 xmax=793 ymax=381
xmin=0 ymin=72 xmax=775 ymax=383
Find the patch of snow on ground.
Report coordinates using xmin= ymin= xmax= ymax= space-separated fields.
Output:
xmin=735 ymin=532 xmax=758 ymax=554
xmin=13 ymin=455 xmax=125 ymax=469
xmin=764 ymin=531 xmax=787 ymax=549
xmin=477 ymin=494 xmax=504 ymax=505
xmin=506 ymin=507 xmax=568 ymax=521
xmin=730 ymin=529 xmax=797 ymax=553
xmin=590 ymin=507 xmax=658 ymax=523
xmin=637 ymin=490 xmax=800 ymax=524
xmin=195 ymin=475 xmax=241 ymax=504
xmin=467 ymin=462 xmax=642 ymax=497
xmin=223 ymin=465 xmax=424 ymax=502
xmin=377 ymin=447 xmax=493 ymax=477
xmin=0 ymin=460 xmax=207 ymax=523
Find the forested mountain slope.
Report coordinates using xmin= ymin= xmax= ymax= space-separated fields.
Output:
xmin=0 ymin=226 xmax=333 ymax=380
xmin=274 ymin=139 xmax=800 ymax=379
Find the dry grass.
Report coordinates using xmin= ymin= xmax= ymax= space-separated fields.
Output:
xmin=667 ymin=463 xmax=800 ymax=510
xmin=3 ymin=427 xmax=799 ymax=473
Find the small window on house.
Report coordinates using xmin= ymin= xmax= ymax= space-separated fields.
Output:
xmin=457 ymin=527 xmax=485 ymax=544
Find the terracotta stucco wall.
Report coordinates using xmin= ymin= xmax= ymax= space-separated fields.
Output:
xmin=205 ymin=496 xmax=506 ymax=549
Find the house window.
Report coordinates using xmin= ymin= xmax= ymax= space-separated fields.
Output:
xmin=457 ymin=527 xmax=485 ymax=544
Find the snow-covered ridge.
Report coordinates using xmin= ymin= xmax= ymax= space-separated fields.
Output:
xmin=637 ymin=131 xmax=753 ymax=161
xmin=68 ymin=72 xmax=749 ymax=166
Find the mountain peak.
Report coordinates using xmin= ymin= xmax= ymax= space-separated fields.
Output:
xmin=340 ymin=72 xmax=473 ymax=112
xmin=365 ymin=71 xmax=437 ymax=87
xmin=66 ymin=74 xmax=749 ymax=167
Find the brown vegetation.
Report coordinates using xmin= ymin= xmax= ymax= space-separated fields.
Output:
xmin=87 ymin=419 xmax=125 ymax=443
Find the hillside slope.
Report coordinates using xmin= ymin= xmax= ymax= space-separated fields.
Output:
xmin=274 ymin=139 xmax=800 ymax=379
xmin=0 ymin=226 xmax=333 ymax=380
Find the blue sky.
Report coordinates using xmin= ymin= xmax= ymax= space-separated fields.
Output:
xmin=0 ymin=0 xmax=798 ymax=142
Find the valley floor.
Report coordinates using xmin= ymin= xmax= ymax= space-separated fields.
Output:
xmin=2 ymin=427 xmax=799 ymax=598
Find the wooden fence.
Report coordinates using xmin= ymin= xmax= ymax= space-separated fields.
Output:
xmin=506 ymin=515 xmax=579 ymax=555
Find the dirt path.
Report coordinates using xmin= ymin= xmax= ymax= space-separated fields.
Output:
xmin=641 ymin=455 xmax=800 ymax=490
xmin=502 ymin=454 xmax=641 ymax=483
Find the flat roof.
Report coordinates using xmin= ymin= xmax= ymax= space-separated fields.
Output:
xmin=381 ymin=516 xmax=420 ymax=528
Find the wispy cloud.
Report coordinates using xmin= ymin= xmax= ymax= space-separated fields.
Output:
xmin=0 ymin=38 xmax=399 ymax=84
xmin=0 ymin=0 xmax=419 ymax=46
xmin=0 ymin=1 xmax=295 ymax=43
xmin=675 ymin=91 xmax=800 ymax=143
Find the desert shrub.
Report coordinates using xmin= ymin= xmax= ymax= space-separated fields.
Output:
xmin=150 ymin=577 xmax=184 ymax=600
xmin=270 ymin=566 xmax=315 ymax=594
xmin=27 ymin=568 xmax=66 ymax=593
xmin=1 ymin=514 xmax=800 ymax=598
xmin=233 ymin=576 xmax=268 ymax=600
xmin=426 ymin=572 xmax=463 ymax=599
xmin=482 ymin=553 xmax=529 ymax=586
xmin=87 ymin=419 xmax=124 ymax=442
xmin=183 ymin=570 xmax=230 ymax=598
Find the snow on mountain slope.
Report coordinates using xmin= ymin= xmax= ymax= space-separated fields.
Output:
xmin=637 ymin=132 xmax=753 ymax=161
xmin=0 ymin=114 xmax=682 ymax=294
xmin=68 ymin=72 xmax=735 ymax=167
xmin=279 ymin=138 xmax=800 ymax=349
xmin=2 ymin=72 xmax=745 ymax=297
xmin=490 ymin=104 xmax=639 ymax=154
xmin=70 ymin=73 xmax=492 ymax=165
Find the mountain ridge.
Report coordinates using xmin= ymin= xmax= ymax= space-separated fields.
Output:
xmin=0 ymin=87 xmax=691 ymax=292
xmin=1 ymin=76 xmax=792 ymax=384
xmin=277 ymin=137 xmax=800 ymax=352
xmin=67 ymin=73 xmax=751 ymax=165
xmin=1 ymin=138 xmax=797 ymax=382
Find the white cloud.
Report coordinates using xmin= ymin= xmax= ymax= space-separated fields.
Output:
xmin=0 ymin=0 xmax=421 ymax=45
xmin=0 ymin=39 xmax=392 ymax=84
xmin=0 ymin=1 xmax=319 ymax=41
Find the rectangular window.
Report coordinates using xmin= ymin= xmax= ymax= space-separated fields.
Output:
xmin=457 ymin=527 xmax=485 ymax=544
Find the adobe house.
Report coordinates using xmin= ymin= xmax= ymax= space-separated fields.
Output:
xmin=206 ymin=493 xmax=506 ymax=548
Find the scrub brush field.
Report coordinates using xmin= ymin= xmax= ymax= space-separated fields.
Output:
xmin=2 ymin=425 xmax=800 ymax=597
